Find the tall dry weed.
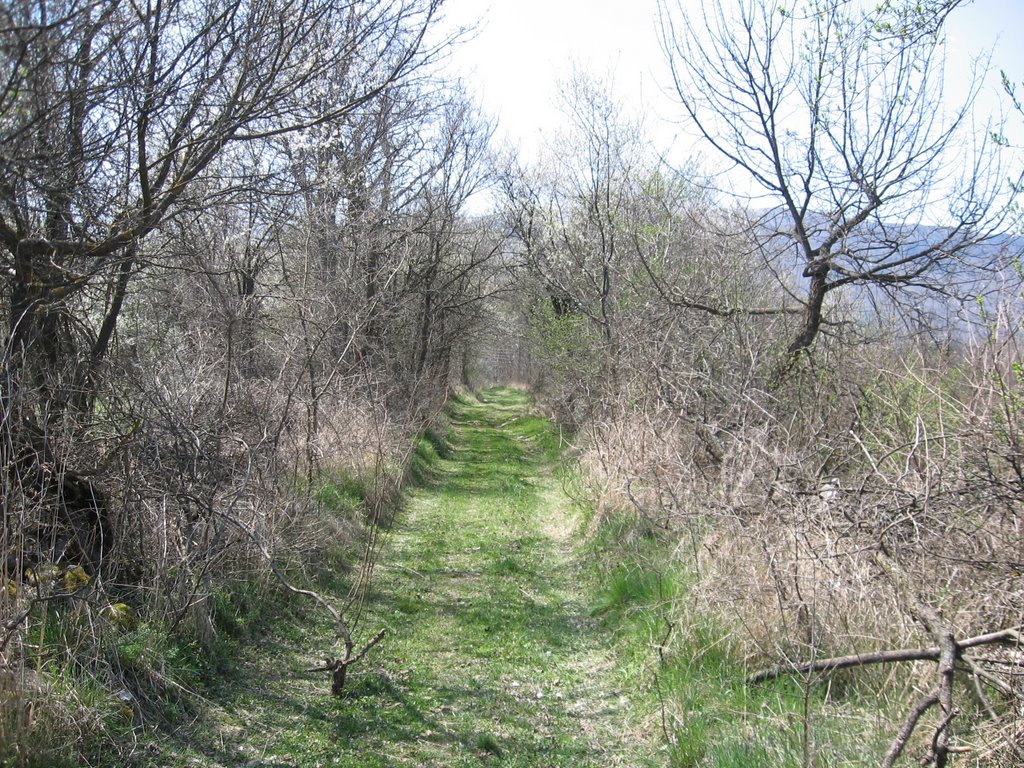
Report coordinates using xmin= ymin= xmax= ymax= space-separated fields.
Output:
xmin=578 ymin=313 xmax=1024 ymax=758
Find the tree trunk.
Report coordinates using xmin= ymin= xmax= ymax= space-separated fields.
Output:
xmin=787 ymin=270 xmax=828 ymax=359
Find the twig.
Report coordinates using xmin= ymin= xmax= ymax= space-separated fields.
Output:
xmin=963 ymin=657 xmax=1002 ymax=722
xmin=1 ymin=589 xmax=94 ymax=657
xmin=307 ymin=628 xmax=387 ymax=695
xmin=883 ymin=688 xmax=939 ymax=768
xmin=211 ymin=508 xmax=387 ymax=694
xmin=876 ymin=550 xmax=957 ymax=768
xmin=654 ymin=618 xmax=677 ymax=745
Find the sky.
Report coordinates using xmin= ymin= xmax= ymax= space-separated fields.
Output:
xmin=435 ymin=0 xmax=666 ymax=158
xmin=434 ymin=0 xmax=1024 ymax=180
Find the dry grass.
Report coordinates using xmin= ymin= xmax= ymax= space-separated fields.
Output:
xmin=0 ymin=351 xmax=423 ymax=764
xmin=571 ymin=323 xmax=1024 ymax=763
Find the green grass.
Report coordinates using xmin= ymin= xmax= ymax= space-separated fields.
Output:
xmin=14 ymin=387 xmax=926 ymax=768
xmin=126 ymin=387 xmax=659 ymax=767
xmin=313 ymin=470 xmax=366 ymax=515
xmin=582 ymin=508 xmax=911 ymax=768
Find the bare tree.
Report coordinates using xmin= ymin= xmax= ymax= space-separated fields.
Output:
xmin=658 ymin=0 xmax=1015 ymax=365
xmin=405 ymin=93 xmax=496 ymax=379
xmin=0 ymin=0 xmax=442 ymax=415
xmin=502 ymin=72 xmax=655 ymax=410
xmin=0 ymin=0 xmax=443 ymax=570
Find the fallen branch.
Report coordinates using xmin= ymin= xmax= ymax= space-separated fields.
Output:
xmin=876 ymin=551 xmax=954 ymax=768
xmin=883 ymin=688 xmax=940 ymax=768
xmin=746 ymin=547 xmax=1023 ymax=768
xmin=748 ymin=627 xmax=1021 ymax=684
xmin=749 ymin=647 xmax=941 ymax=684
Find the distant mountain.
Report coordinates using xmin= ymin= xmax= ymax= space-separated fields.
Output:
xmin=751 ymin=208 xmax=1024 ymax=340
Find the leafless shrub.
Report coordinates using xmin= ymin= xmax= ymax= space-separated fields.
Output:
xmin=574 ymin=284 xmax=1024 ymax=759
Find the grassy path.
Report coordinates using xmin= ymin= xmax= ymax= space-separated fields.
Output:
xmin=161 ymin=388 xmax=658 ymax=767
